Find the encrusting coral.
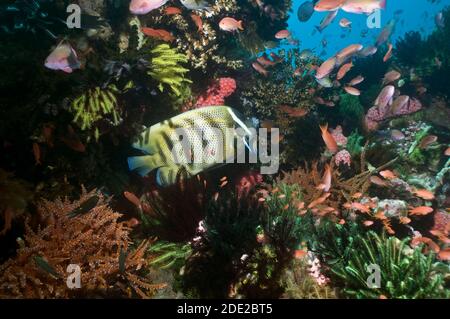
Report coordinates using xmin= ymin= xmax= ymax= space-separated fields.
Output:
xmin=0 ymin=188 xmax=164 ymax=298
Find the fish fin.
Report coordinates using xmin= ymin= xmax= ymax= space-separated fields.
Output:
xmin=319 ymin=123 xmax=328 ymax=134
xmin=62 ymin=67 xmax=73 ymax=73
xmin=238 ymin=20 xmax=244 ymax=31
xmin=156 ymin=166 xmax=179 ymax=187
xmin=131 ymin=126 xmax=156 ymax=154
xmin=128 ymin=155 xmax=161 ymax=176
xmin=379 ymin=0 xmax=386 ymax=10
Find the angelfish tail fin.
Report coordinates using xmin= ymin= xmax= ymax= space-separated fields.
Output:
xmin=128 ymin=155 xmax=160 ymax=177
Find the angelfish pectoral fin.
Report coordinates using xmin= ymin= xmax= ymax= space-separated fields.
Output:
xmin=242 ymin=136 xmax=257 ymax=155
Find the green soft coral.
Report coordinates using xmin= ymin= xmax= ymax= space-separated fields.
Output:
xmin=331 ymin=231 xmax=448 ymax=299
xmin=148 ymin=44 xmax=192 ymax=97
xmin=71 ymin=84 xmax=121 ymax=137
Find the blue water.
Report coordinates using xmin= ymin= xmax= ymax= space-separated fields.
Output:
xmin=287 ymin=0 xmax=450 ymax=56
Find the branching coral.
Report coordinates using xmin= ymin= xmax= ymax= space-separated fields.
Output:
xmin=0 ymin=188 xmax=164 ymax=298
xmin=148 ymin=44 xmax=192 ymax=97
xmin=240 ymin=49 xmax=317 ymax=120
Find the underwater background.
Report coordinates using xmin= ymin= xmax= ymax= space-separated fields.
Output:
xmin=0 ymin=0 xmax=449 ymax=299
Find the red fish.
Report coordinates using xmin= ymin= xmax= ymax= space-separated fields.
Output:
xmin=142 ymin=27 xmax=175 ymax=42
xmin=319 ymin=123 xmax=338 ymax=153
xmin=383 ymin=43 xmax=393 ymax=62
xmin=409 ymin=206 xmax=434 ymax=216
xmin=191 ymin=14 xmax=203 ymax=32
xmin=275 ymin=29 xmax=291 ymax=39
xmin=337 ymin=62 xmax=353 ymax=80
xmin=165 ymin=6 xmax=182 ymax=15
xmin=344 ymin=86 xmax=360 ymax=96
xmin=279 ymin=105 xmax=308 ymax=118
xmin=412 ymin=189 xmax=435 ymax=200
xmin=124 ymin=191 xmax=141 ymax=208
xmin=61 ymin=125 xmax=86 ymax=152
xmin=379 ymin=170 xmax=396 ymax=180
xmin=316 ymin=163 xmax=332 ymax=192
xmin=219 ymin=17 xmax=243 ymax=32
xmin=33 ymin=142 xmax=41 ymax=165
xmin=252 ymin=62 xmax=268 ymax=76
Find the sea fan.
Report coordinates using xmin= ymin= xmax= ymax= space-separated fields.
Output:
xmin=0 ymin=188 xmax=164 ymax=298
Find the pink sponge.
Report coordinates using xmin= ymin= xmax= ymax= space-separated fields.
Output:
xmin=195 ymin=77 xmax=237 ymax=107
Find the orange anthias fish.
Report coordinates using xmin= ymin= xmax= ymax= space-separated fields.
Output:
xmin=341 ymin=0 xmax=386 ymax=14
xmin=314 ymin=0 xmax=346 ymax=12
xmin=219 ymin=17 xmax=244 ymax=32
xmin=252 ymin=62 xmax=269 ymax=77
xmin=383 ymin=43 xmax=393 ymax=62
xmin=445 ymin=147 xmax=450 ymax=156
xmin=42 ymin=123 xmax=55 ymax=147
xmin=280 ymin=105 xmax=308 ymax=118
xmin=294 ymin=249 xmax=308 ymax=259
xmin=33 ymin=142 xmax=41 ymax=165
xmin=344 ymin=202 xmax=370 ymax=214
xmin=60 ymin=125 xmax=86 ymax=153
xmin=409 ymin=206 xmax=434 ymax=216
xmin=411 ymin=236 xmax=440 ymax=253
xmin=363 ymin=220 xmax=374 ymax=227
xmin=191 ymin=14 xmax=203 ymax=32
xmin=419 ymin=135 xmax=438 ymax=149
xmin=315 ymin=57 xmax=336 ymax=79
xmin=348 ymin=75 xmax=365 ymax=86
xmin=370 ymin=176 xmax=388 ymax=187
xmin=165 ymin=6 xmax=182 ymax=15
xmin=124 ymin=191 xmax=141 ymax=208
xmin=335 ymin=44 xmax=363 ymax=65
xmin=142 ymin=27 xmax=175 ymax=42
xmin=379 ymin=170 xmax=397 ymax=180
xmin=438 ymin=248 xmax=450 ymax=261
xmin=308 ymin=193 xmax=331 ymax=209
xmin=430 ymin=230 xmax=450 ymax=244
xmin=339 ymin=18 xmax=352 ymax=28
xmin=344 ymin=86 xmax=361 ymax=96
xmin=316 ymin=163 xmax=332 ymax=192
xmin=337 ymin=62 xmax=353 ymax=80
xmin=399 ymin=216 xmax=411 ymax=225
xmin=412 ymin=189 xmax=435 ymax=200
xmin=319 ymin=123 xmax=338 ymax=153
xmin=275 ymin=29 xmax=291 ymax=39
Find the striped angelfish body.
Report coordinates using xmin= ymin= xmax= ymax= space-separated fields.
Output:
xmin=128 ymin=106 xmax=255 ymax=187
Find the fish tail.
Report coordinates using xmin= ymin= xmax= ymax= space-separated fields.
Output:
xmin=319 ymin=123 xmax=328 ymax=134
xmin=315 ymin=26 xmax=322 ymax=33
xmin=128 ymin=155 xmax=159 ymax=177
xmin=156 ymin=166 xmax=180 ymax=187
xmin=238 ymin=20 xmax=244 ymax=31
xmin=379 ymin=0 xmax=386 ymax=9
